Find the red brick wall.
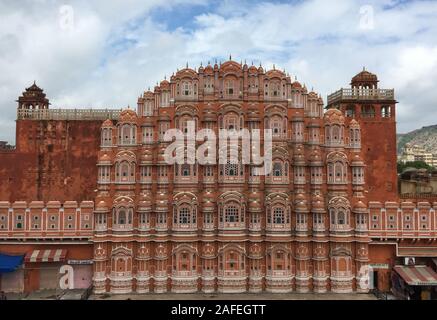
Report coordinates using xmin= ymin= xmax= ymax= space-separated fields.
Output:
xmin=0 ymin=120 xmax=102 ymax=202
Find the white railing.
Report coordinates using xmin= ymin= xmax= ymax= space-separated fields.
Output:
xmin=202 ymin=270 xmax=216 ymax=277
xmin=93 ymin=271 xmax=106 ymax=281
xmin=202 ymin=223 xmax=214 ymax=231
xmin=218 ymin=222 xmax=245 ymax=230
xmin=266 ymin=223 xmax=292 ymax=232
xmin=172 ymin=271 xmax=198 ymax=278
xmin=266 ymin=270 xmax=292 ymax=277
xmin=112 ymin=224 xmax=133 ymax=232
xmin=327 ymin=88 xmax=395 ymax=104
xmin=172 ymin=224 xmax=197 ymax=232
xmin=295 ymin=224 xmax=308 ymax=232
xmin=110 ymin=271 xmax=132 ymax=279
xmin=17 ymin=108 xmax=122 ymax=120
xmin=95 ymin=224 xmax=107 ymax=232
xmin=249 ymin=223 xmax=262 ymax=232
xmin=313 ymin=224 xmax=326 ymax=232
xmin=218 ymin=270 xmax=246 ymax=277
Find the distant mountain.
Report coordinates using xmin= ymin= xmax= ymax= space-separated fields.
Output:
xmin=397 ymin=125 xmax=437 ymax=155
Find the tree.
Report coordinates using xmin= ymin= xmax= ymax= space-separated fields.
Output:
xmin=397 ymin=161 xmax=432 ymax=173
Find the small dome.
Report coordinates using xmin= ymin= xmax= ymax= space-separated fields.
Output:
xmin=119 ymin=108 xmax=138 ymax=123
xmin=293 ymin=144 xmax=306 ymax=163
xmin=292 ymin=81 xmax=302 ymax=89
xmin=294 ymin=193 xmax=309 ymax=212
xmin=160 ymin=79 xmax=170 ymax=88
xmin=138 ymin=194 xmax=152 ymax=211
xmin=352 ymin=69 xmax=378 ymax=83
xmin=349 ymin=119 xmax=360 ymax=129
xmin=248 ymin=65 xmax=258 ymax=74
xmin=265 ymin=69 xmax=285 ymax=78
xmin=351 ymin=153 xmax=364 ymax=165
xmin=311 ymin=194 xmax=325 ymax=210
xmin=353 ymin=200 xmax=367 ymax=213
xmin=308 ymin=91 xmax=318 ymax=98
xmin=95 ymin=200 xmax=109 ymax=212
xmin=324 ymin=108 xmax=345 ymax=124
xmin=204 ymin=64 xmax=213 ymax=74
xmin=309 ymin=148 xmax=322 ymax=163
xmin=140 ymin=150 xmax=153 ymax=163
xmin=102 ymin=119 xmax=113 ymax=128
xmin=98 ymin=153 xmax=111 ymax=162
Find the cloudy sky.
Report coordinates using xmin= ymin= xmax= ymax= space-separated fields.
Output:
xmin=1 ymin=0 xmax=437 ymax=143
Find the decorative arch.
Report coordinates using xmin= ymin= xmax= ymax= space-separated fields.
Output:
xmin=328 ymin=197 xmax=351 ymax=229
xmin=327 ymin=152 xmax=348 ymax=184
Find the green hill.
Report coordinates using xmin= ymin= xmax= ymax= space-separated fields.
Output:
xmin=397 ymin=125 xmax=437 ymax=155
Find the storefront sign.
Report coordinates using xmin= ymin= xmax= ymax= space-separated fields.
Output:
xmin=370 ymin=263 xmax=389 ymax=269
xmin=67 ymin=260 xmax=93 ymax=265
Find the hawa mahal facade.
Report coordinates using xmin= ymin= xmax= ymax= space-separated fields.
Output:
xmin=1 ymin=58 xmax=437 ymax=295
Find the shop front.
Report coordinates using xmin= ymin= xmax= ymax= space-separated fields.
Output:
xmin=24 ymin=249 xmax=93 ymax=291
xmin=0 ymin=253 xmax=24 ymax=293
xmin=391 ymin=265 xmax=437 ymax=300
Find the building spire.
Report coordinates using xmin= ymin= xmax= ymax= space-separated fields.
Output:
xmin=229 ymin=54 xmax=232 ymax=61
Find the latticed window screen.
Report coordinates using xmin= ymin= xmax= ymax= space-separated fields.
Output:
xmin=225 ymin=206 xmax=239 ymax=223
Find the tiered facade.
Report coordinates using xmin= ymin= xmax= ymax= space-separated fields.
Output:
xmin=92 ymin=60 xmax=371 ymax=294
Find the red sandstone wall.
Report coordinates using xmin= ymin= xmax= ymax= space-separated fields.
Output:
xmin=0 ymin=120 xmax=102 ymax=202
xmin=359 ymin=111 xmax=398 ymax=202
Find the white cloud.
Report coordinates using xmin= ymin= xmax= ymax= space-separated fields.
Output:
xmin=1 ymin=0 xmax=437 ymax=143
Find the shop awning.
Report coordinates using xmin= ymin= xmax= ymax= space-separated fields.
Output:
xmin=25 ymin=249 xmax=67 ymax=263
xmin=0 ymin=253 xmax=24 ymax=273
xmin=394 ymin=266 xmax=437 ymax=286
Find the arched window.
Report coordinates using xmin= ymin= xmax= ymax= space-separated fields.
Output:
xmin=118 ymin=209 xmax=126 ymax=224
xmin=144 ymin=99 xmax=153 ymax=116
xmin=273 ymin=207 xmax=285 ymax=224
xmin=345 ymin=105 xmax=355 ymax=117
xmin=223 ymin=113 xmax=240 ymax=130
xmin=273 ymin=162 xmax=282 ymax=177
xmin=225 ymin=206 xmax=239 ymax=223
xmin=116 ymin=161 xmax=135 ymax=183
xmin=119 ymin=124 xmax=136 ymax=145
xmin=223 ymin=160 xmax=242 ymax=177
xmin=114 ymin=207 xmax=133 ymax=225
xmin=181 ymin=164 xmax=190 ymax=176
xmin=179 ymin=116 xmax=196 ymax=133
xmin=332 ymin=125 xmax=340 ymax=143
xmin=329 ymin=207 xmax=350 ymax=229
xmin=362 ymin=105 xmax=375 ymax=118
xmin=381 ymin=105 xmax=391 ymax=118
xmin=270 ymin=81 xmax=281 ymax=97
xmin=182 ymin=81 xmax=192 ymax=96
xmin=101 ymin=128 xmax=112 ymax=147
xmin=269 ymin=116 xmax=284 ymax=137
xmin=327 ymin=153 xmax=348 ymax=184
xmin=179 ymin=207 xmax=190 ymax=224
xmin=350 ymin=128 xmax=361 ymax=147
xmin=225 ymin=80 xmax=234 ymax=95
xmin=334 ymin=162 xmax=346 ymax=182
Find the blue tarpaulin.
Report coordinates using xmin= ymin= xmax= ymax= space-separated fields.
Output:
xmin=0 ymin=253 xmax=24 ymax=273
